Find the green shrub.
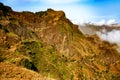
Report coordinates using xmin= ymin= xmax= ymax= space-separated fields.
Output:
xmin=20 ymin=58 xmax=38 ymax=71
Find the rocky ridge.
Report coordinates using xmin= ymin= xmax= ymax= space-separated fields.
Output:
xmin=0 ymin=3 xmax=120 ymax=80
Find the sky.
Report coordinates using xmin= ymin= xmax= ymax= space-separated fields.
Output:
xmin=1 ymin=0 xmax=120 ymax=24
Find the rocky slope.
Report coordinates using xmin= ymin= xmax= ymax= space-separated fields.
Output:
xmin=0 ymin=3 xmax=120 ymax=80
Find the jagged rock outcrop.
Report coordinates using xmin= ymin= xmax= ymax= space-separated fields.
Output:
xmin=0 ymin=3 xmax=120 ymax=80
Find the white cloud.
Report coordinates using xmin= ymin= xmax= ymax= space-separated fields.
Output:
xmin=94 ymin=19 xmax=117 ymax=26
xmin=97 ymin=29 xmax=120 ymax=44
xmin=107 ymin=19 xmax=116 ymax=25
xmin=95 ymin=19 xmax=106 ymax=25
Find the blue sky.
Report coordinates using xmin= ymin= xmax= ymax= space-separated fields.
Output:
xmin=1 ymin=0 xmax=120 ymax=24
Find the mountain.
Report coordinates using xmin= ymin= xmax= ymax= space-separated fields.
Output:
xmin=0 ymin=3 xmax=120 ymax=80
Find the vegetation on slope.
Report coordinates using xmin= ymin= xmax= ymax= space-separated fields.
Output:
xmin=0 ymin=3 xmax=120 ymax=80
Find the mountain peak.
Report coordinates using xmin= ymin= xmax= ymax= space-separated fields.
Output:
xmin=35 ymin=8 xmax=66 ymax=22
xmin=0 ymin=3 xmax=120 ymax=80
xmin=0 ymin=2 xmax=12 ymax=12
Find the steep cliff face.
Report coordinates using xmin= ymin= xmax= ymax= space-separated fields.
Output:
xmin=0 ymin=3 xmax=120 ymax=80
